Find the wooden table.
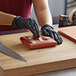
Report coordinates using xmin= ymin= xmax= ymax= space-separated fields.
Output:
xmin=0 ymin=26 xmax=76 ymax=76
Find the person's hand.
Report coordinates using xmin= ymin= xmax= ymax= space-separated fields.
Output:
xmin=12 ymin=16 xmax=40 ymax=38
xmin=41 ymin=24 xmax=63 ymax=44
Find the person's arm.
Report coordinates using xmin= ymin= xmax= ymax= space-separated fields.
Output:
xmin=0 ymin=11 xmax=16 ymax=26
xmin=32 ymin=0 xmax=53 ymax=27
xmin=32 ymin=0 xmax=63 ymax=44
xmin=0 ymin=11 xmax=39 ymax=38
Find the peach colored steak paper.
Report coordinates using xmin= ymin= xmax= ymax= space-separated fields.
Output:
xmin=59 ymin=27 xmax=76 ymax=43
xmin=20 ymin=35 xmax=57 ymax=49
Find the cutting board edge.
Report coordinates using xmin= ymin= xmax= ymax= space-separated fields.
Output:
xmin=2 ymin=58 xmax=76 ymax=76
xmin=0 ymin=67 xmax=4 ymax=76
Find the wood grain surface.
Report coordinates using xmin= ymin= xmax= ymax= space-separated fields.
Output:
xmin=0 ymin=26 xmax=76 ymax=76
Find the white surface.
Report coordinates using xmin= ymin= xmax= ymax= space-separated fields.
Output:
xmin=34 ymin=68 xmax=76 ymax=76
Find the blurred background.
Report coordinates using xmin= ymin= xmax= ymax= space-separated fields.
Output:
xmin=31 ymin=0 xmax=76 ymax=25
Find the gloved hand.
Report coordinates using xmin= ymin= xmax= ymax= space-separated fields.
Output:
xmin=12 ymin=16 xmax=40 ymax=38
xmin=41 ymin=24 xmax=63 ymax=44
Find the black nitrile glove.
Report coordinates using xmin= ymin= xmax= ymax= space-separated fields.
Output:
xmin=41 ymin=24 xmax=63 ymax=44
xmin=12 ymin=16 xmax=40 ymax=38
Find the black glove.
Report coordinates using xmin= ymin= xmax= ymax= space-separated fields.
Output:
xmin=12 ymin=16 xmax=40 ymax=38
xmin=41 ymin=24 xmax=63 ymax=44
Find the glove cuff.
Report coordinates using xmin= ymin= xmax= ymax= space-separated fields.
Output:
xmin=41 ymin=24 xmax=54 ymax=30
xmin=12 ymin=16 xmax=21 ymax=27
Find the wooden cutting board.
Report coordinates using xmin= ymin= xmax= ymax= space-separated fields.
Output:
xmin=59 ymin=26 xmax=76 ymax=43
xmin=0 ymin=26 xmax=76 ymax=76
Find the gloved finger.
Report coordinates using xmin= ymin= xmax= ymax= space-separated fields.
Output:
xmin=46 ymin=29 xmax=55 ymax=39
xmin=46 ymin=27 xmax=56 ymax=33
xmin=47 ymin=29 xmax=61 ymax=44
xmin=53 ymin=32 xmax=63 ymax=44
xmin=50 ymin=31 xmax=60 ymax=44
xmin=29 ymin=20 xmax=40 ymax=38
xmin=31 ymin=25 xmax=38 ymax=38
xmin=55 ymin=32 xmax=63 ymax=44
xmin=54 ymin=33 xmax=61 ymax=44
xmin=28 ymin=24 xmax=38 ymax=38
xmin=33 ymin=20 xmax=40 ymax=38
xmin=42 ymin=29 xmax=50 ymax=36
xmin=46 ymin=29 xmax=61 ymax=44
xmin=46 ymin=29 xmax=62 ymax=44
xmin=56 ymin=32 xmax=63 ymax=44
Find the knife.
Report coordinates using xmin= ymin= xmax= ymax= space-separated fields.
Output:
xmin=0 ymin=42 xmax=26 ymax=62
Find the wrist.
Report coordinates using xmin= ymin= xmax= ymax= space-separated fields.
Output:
xmin=12 ymin=16 xmax=21 ymax=27
xmin=41 ymin=24 xmax=54 ymax=30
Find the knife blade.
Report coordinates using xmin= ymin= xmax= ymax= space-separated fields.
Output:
xmin=0 ymin=42 xmax=26 ymax=62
